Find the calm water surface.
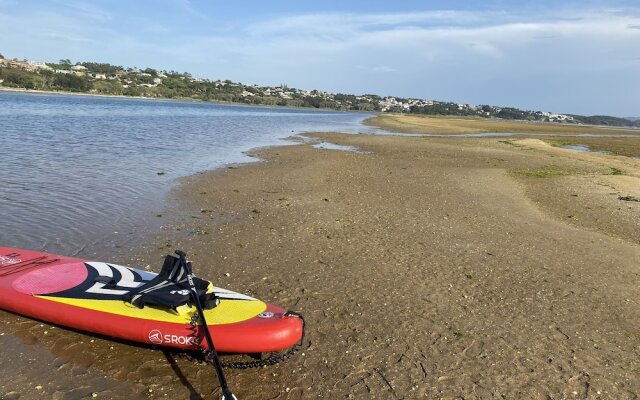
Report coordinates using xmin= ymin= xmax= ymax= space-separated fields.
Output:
xmin=0 ymin=92 xmax=377 ymax=257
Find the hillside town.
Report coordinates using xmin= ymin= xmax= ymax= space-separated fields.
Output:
xmin=0 ymin=55 xmax=636 ymax=127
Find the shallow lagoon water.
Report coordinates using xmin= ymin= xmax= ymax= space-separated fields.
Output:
xmin=559 ymin=144 xmax=592 ymax=152
xmin=558 ymin=143 xmax=612 ymax=155
xmin=312 ymin=142 xmax=368 ymax=153
xmin=0 ymin=92 xmax=376 ymax=257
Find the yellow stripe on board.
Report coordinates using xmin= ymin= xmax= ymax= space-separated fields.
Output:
xmin=36 ymin=296 xmax=267 ymax=325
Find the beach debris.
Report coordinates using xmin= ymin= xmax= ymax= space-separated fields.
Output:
xmin=618 ymin=195 xmax=639 ymax=202
xmin=374 ymin=368 xmax=398 ymax=398
xmin=453 ymin=330 xmax=469 ymax=338
xmin=194 ymin=227 xmax=208 ymax=235
xmin=556 ymin=327 xmax=570 ymax=339
xmin=419 ymin=362 xmax=427 ymax=378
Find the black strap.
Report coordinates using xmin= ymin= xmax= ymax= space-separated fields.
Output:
xmin=124 ymin=254 xmax=218 ymax=310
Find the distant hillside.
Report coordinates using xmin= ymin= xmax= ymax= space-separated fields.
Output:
xmin=1 ymin=53 xmax=638 ymax=128
xmin=570 ymin=115 xmax=640 ymax=128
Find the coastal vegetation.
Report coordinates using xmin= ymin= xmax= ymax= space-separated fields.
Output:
xmin=513 ymin=165 xmax=570 ymax=178
xmin=1 ymin=54 xmax=638 ymax=128
xmin=544 ymin=137 xmax=640 ymax=157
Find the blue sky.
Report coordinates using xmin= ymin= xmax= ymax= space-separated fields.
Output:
xmin=1 ymin=0 xmax=639 ymax=116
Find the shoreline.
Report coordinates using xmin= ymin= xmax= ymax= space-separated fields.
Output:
xmin=4 ymin=87 xmax=639 ymax=131
xmin=0 ymin=92 xmax=375 ymax=263
xmin=0 ymin=86 xmax=370 ymax=114
xmin=2 ymin=122 xmax=639 ymax=398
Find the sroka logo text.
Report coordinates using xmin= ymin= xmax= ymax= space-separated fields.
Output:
xmin=148 ymin=329 xmax=195 ymax=345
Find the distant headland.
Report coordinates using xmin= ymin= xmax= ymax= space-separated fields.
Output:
xmin=0 ymin=53 xmax=637 ymax=128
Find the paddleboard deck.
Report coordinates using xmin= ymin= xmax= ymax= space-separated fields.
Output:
xmin=0 ymin=247 xmax=303 ymax=353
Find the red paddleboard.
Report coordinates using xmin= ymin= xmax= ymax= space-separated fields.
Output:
xmin=0 ymin=247 xmax=303 ymax=354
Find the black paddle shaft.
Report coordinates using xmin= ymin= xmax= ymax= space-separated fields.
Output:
xmin=175 ymin=250 xmax=237 ymax=400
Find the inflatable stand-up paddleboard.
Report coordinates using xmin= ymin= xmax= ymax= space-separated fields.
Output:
xmin=0 ymin=247 xmax=304 ymax=354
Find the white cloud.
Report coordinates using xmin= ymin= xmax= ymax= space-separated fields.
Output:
xmin=174 ymin=0 xmax=209 ymax=20
xmin=245 ymin=10 xmax=505 ymax=38
xmin=1 ymin=6 xmax=639 ymax=115
xmin=236 ymin=12 xmax=640 ymax=114
xmin=371 ymin=66 xmax=396 ymax=73
xmin=150 ymin=9 xmax=640 ymax=114
xmin=52 ymin=0 xmax=112 ymax=22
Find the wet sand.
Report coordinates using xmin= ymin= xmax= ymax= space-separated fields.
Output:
xmin=2 ymin=130 xmax=640 ymax=399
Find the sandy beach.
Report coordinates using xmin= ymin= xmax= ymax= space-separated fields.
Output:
xmin=1 ymin=118 xmax=640 ymax=399
xmin=366 ymin=114 xmax=640 ymax=136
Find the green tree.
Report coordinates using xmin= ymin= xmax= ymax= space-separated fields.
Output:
xmin=92 ymin=80 xmax=124 ymax=95
xmin=136 ymin=74 xmax=155 ymax=84
xmin=53 ymin=74 xmax=92 ymax=91
xmin=80 ymin=62 xmax=121 ymax=74
xmin=143 ymin=68 xmax=157 ymax=77
xmin=356 ymin=102 xmax=375 ymax=111
xmin=0 ymin=69 xmax=39 ymax=89
xmin=0 ymin=53 xmax=4 ymax=59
